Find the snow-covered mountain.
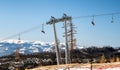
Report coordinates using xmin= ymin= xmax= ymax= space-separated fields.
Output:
xmin=0 ymin=39 xmax=57 ymax=57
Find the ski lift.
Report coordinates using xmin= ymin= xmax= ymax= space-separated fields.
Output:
xmin=41 ymin=24 xmax=45 ymax=34
xmin=91 ymin=16 xmax=95 ymax=26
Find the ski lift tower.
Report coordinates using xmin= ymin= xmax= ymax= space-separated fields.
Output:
xmin=46 ymin=14 xmax=72 ymax=64
xmin=61 ymin=14 xmax=72 ymax=64
xmin=46 ymin=16 xmax=62 ymax=65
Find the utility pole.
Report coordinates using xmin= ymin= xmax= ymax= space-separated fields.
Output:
xmin=46 ymin=16 xmax=61 ymax=65
xmin=69 ymin=20 xmax=76 ymax=50
xmin=62 ymin=15 xmax=76 ymax=63
xmin=70 ymin=22 xmax=73 ymax=50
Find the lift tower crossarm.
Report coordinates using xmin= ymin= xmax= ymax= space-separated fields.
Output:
xmin=60 ymin=14 xmax=72 ymax=22
xmin=46 ymin=16 xmax=59 ymax=25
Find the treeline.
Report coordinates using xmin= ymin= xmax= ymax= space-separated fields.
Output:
xmin=0 ymin=46 xmax=120 ymax=70
xmin=70 ymin=46 xmax=120 ymax=63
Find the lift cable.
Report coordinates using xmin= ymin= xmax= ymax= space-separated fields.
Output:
xmin=0 ymin=12 xmax=120 ymax=41
xmin=0 ymin=25 xmax=42 ymax=41
xmin=73 ymin=12 xmax=120 ymax=19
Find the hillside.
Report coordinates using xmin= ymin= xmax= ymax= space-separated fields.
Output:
xmin=0 ymin=39 xmax=120 ymax=70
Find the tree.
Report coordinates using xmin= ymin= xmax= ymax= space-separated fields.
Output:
xmin=100 ymin=54 xmax=105 ymax=63
xmin=110 ymin=57 xmax=115 ymax=63
xmin=116 ymin=56 xmax=119 ymax=62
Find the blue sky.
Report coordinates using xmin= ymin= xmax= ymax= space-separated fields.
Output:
xmin=0 ymin=0 xmax=120 ymax=47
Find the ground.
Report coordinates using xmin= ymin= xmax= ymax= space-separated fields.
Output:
xmin=31 ymin=62 xmax=120 ymax=70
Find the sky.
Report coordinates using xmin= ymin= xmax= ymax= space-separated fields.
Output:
xmin=0 ymin=0 xmax=120 ymax=47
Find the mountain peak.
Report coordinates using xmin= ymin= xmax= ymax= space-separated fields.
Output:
xmin=0 ymin=39 xmax=55 ymax=57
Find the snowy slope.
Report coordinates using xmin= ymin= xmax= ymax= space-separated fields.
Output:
xmin=0 ymin=39 xmax=55 ymax=56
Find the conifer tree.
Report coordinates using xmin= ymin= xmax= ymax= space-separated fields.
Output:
xmin=100 ymin=54 xmax=105 ymax=63
xmin=110 ymin=57 xmax=115 ymax=63
xmin=116 ymin=56 xmax=119 ymax=62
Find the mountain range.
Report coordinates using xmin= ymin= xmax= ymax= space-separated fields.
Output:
xmin=0 ymin=39 xmax=58 ymax=57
